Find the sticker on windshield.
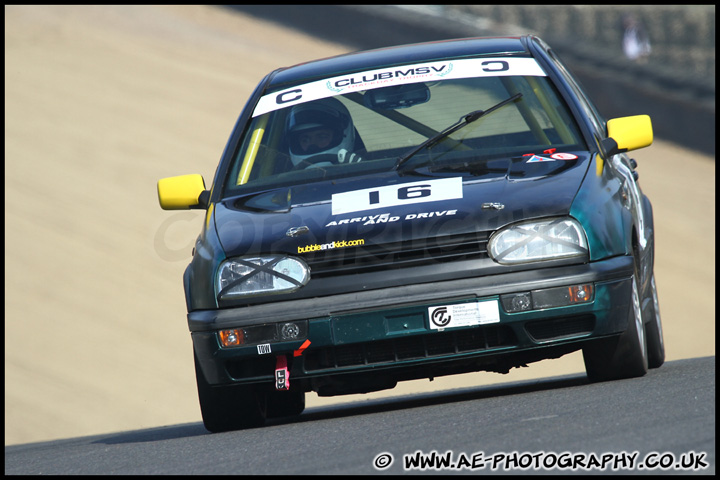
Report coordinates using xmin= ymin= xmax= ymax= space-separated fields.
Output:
xmin=253 ymin=57 xmax=546 ymax=117
xmin=525 ymin=155 xmax=555 ymax=163
xmin=550 ymin=153 xmax=578 ymax=160
xmin=331 ymin=177 xmax=463 ymax=215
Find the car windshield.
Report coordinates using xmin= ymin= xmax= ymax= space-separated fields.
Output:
xmin=222 ymin=56 xmax=587 ymax=198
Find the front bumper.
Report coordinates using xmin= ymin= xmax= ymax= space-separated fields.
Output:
xmin=190 ymin=255 xmax=634 ymax=389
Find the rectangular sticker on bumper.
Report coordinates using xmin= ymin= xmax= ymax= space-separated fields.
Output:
xmin=428 ymin=301 xmax=500 ymax=330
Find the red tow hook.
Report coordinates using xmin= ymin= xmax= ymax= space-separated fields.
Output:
xmin=275 ymin=355 xmax=290 ymax=391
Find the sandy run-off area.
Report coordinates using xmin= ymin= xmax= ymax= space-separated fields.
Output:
xmin=5 ymin=5 xmax=715 ymax=445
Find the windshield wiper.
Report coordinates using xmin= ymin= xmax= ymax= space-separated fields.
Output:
xmin=393 ymin=93 xmax=522 ymax=172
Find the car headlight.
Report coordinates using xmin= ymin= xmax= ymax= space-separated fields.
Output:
xmin=216 ymin=255 xmax=310 ymax=299
xmin=488 ymin=218 xmax=588 ymax=265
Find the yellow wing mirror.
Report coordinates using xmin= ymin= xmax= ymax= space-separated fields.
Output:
xmin=600 ymin=115 xmax=653 ymax=158
xmin=157 ymin=174 xmax=208 ymax=210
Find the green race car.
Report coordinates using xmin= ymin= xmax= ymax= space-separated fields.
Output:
xmin=158 ymin=35 xmax=664 ymax=433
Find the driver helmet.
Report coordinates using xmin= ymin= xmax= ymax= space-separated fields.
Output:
xmin=286 ymin=96 xmax=355 ymax=166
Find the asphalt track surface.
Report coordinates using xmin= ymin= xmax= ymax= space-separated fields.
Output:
xmin=4 ymin=5 xmax=715 ymax=471
xmin=5 ymin=357 xmax=715 ymax=474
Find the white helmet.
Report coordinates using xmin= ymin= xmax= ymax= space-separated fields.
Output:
xmin=286 ymin=97 xmax=356 ymax=166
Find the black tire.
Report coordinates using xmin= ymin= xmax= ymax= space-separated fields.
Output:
xmin=644 ymin=273 xmax=665 ymax=369
xmin=266 ymin=389 xmax=306 ymax=419
xmin=583 ymin=264 xmax=649 ymax=382
xmin=194 ymin=352 xmax=266 ymax=433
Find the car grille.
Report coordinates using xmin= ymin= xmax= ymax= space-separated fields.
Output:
xmin=303 ymin=325 xmax=516 ymax=371
xmin=305 ymin=231 xmax=490 ymax=278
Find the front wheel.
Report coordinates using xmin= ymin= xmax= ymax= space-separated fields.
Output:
xmin=644 ymin=274 xmax=665 ymax=369
xmin=583 ymin=269 xmax=648 ymax=382
xmin=194 ymin=351 xmax=266 ymax=433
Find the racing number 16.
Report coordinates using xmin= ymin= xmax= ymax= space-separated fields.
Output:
xmin=331 ymin=177 xmax=462 ymax=215
xmin=369 ymin=185 xmax=431 ymax=205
